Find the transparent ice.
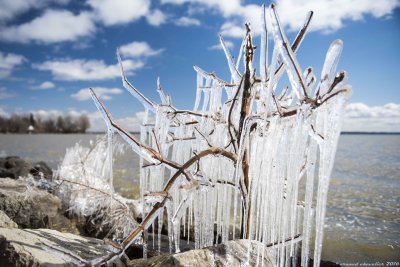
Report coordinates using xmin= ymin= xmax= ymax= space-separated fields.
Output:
xmin=87 ymin=4 xmax=351 ymax=266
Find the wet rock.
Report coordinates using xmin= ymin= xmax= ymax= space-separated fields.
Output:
xmin=0 ymin=156 xmax=32 ymax=179
xmin=0 ymin=178 xmax=79 ymax=233
xmin=0 ymin=228 xmax=116 ymax=266
xmin=0 ymin=210 xmax=18 ymax=228
xmin=125 ymin=239 xmax=275 ymax=267
xmin=30 ymin=161 xmax=53 ymax=181
xmin=0 ymin=168 xmax=15 ymax=179
xmin=0 ymin=157 xmax=53 ymax=181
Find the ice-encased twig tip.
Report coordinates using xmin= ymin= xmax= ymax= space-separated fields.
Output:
xmin=116 ymin=49 xmax=157 ymax=111
xmin=219 ymin=34 xmax=242 ymax=84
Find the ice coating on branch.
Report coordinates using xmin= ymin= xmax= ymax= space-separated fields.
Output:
xmin=117 ymin=49 xmax=156 ymax=111
xmin=318 ymin=40 xmax=343 ymax=96
xmin=219 ymin=34 xmax=241 ymax=84
xmin=157 ymin=77 xmax=168 ymax=105
xmin=269 ymin=5 xmax=308 ymax=99
xmin=56 ymin=136 xmax=138 ymax=241
xmin=260 ymin=4 xmax=268 ymax=83
xmin=88 ymin=4 xmax=351 ymax=267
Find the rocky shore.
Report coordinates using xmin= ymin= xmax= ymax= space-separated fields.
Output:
xmin=0 ymin=156 xmax=341 ymax=267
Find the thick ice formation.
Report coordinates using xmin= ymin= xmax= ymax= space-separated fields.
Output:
xmin=89 ymin=4 xmax=351 ymax=267
xmin=56 ymin=137 xmax=138 ymax=240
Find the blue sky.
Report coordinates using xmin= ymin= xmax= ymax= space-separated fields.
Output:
xmin=0 ymin=0 xmax=399 ymax=132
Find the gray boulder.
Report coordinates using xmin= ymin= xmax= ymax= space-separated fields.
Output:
xmin=29 ymin=161 xmax=53 ymax=181
xmin=0 ymin=168 xmax=15 ymax=179
xmin=0 ymin=210 xmax=18 ymax=228
xmin=0 ymin=157 xmax=53 ymax=181
xmin=125 ymin=239 xmax=275 ymax=267
xmin=0 ymin=228 xmax=275 ymax=267
xmin=0 ymin=228 xmax=116 ymax=266
xmin=0 ymin=156 xmax=31 ymax=179
xmin=0 ymin=178 xmax=79 ymax=233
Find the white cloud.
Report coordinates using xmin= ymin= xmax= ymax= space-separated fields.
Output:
xmin=88 ymin=0 xmax=151 ymax=26
xmin=342 ymin=102 xmax=400 ymax=132
xmin=220 ymin=21 xmax=246 ymax=38
xmin=209 ymin=40 xmax=234 ymax=50
xmin=0 ymin=106 xmax=9 ymax=118
xmin=33 ymin=58 xmax=144 ymax=81
xmin=119 ymin=41 xmax=164 ymax=58
xmin=0 ymin=52 xmax=27 ymax=78
xmin=34 ymin=41 xmax=161 ymax=81
xmin=71 ymin=87 xmax=124 ymax=101
xmin=86 ymin=110 xmax=149 ymax=132
xmin=0 ymin=10 xmax=95 ymax=44
xmin=0 ymin=0 xmax=70 ymax=22
xmin=275 ymin=0 xmax=400 ymax=33
xmin=162 ymin=0 xmax=399 ymax=37
xmin=175 ymin=16 xmax=201 ymax=27
xmin=33 ymin=81 xmax=55 ymax=90
xmin=112 ymin=111 xmax=149 ymax=132
xmin=146 ymin=9 xmax=168 ymax=26
xmin=0 ymin=87 xmax=16 ymax=99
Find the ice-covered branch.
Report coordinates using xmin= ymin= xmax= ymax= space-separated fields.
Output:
xmin=117 ymin=50 xmax=157 ymax=111
xmin=90 ymin=88 xmax=180 ymax=169
xmin=220 ymin=34 xmax=242 ymax=84
xmin=87 ymin=4 xmax=351 ymax=267
xmin=270 ymin=4 xmax=310 ymax=99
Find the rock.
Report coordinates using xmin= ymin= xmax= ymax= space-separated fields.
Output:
xmin=0 ymin=178 xmax=79 ymax=234
xmin=0 ymin=228 xmax=116 ymax=266
xmin=30 ymin=161 xmax=53 ymax=181
xmin=125 ymin=239 xmax=275 ymax=267
xmin=0 ymin=157 xmax=32 ymax=179
xmin=0 ymin=157 xmax=53 ymax=181
xmin=0 ymin=168 xmax=16 ymax=179
xmin=0 ymin=210 xmax=18 ymax=228
xmin=0 ymin=157 xmax=6 ymax=168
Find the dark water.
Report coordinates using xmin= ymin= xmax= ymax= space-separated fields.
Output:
xmin=0 ymin=134 xmax=399 ymax=263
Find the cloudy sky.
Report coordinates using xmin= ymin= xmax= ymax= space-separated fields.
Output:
xmin=0 ymin=0 xmax=399 ymax=132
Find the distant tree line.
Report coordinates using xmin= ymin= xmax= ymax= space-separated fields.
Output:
xmin=0 ymin=113 xmax=90 ymax=133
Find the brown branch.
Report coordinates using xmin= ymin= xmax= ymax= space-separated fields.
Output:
xmin=118 ymin=147 xmax=237 ymax=247
xmin=227 ymin=78 xmax=243 ymax=153
xmin=90 ymin=89 xmax=181 ymax=170
xmin=265 ymin=234 xmax=302 ymax=248
xmin=269 ymin=10 xmax=313 ymax=85
xmin=271 ymin=4 xmax=310 ymax=99
xmin=327 ymin=71 xmax=346 ymax=94
xmin=151 ymin=129 xmax=162 ymax=154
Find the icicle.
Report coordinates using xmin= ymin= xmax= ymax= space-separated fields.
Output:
xmin=114 ymin=127 xmax=159 ymax=164
xmin=269 ymin=5 xmax=309 ymax=99
xmin=236 ymin=31 xmax=247 ymax=72
xmin=260 ymin=4 xmax=268 ymax=83
xmin=85 ymin=5 xmax=350 ymax=267
xmin=157 ymin=77 xmax=168 ymax=105
xmin=220 ymin=34 xmax=241 ymax=84
xmin=117 ymin=49 xmax=157 ymax=111
xmin=107 ymin=127 xmax=114 ymax=197
xmin=316 ymin=40 xmax=343 ymax=96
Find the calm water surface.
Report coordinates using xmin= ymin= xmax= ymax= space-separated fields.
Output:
xmin=0 ymin=134 xmax=399 ymax=263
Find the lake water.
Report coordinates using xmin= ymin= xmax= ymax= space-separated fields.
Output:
xmin=0 ymin=133 xmax=399 ymax=263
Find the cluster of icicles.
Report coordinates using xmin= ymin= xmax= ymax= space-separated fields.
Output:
xmin=90 ymin=4 xmax=351 ymax=267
